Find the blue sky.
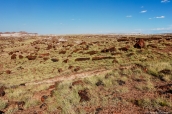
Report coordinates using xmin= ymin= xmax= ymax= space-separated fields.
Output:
xmin=0 ymin=0 xmax=171 ymax=34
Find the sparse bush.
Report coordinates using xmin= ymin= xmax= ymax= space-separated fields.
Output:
xmin=24 ymin=99 xmax=40 ymax=109
xmin=135 ymin=81 xmax=154 ymax=91
xmin=147 ymin=69 xmax=159 ymax=77
xmin=116 ymin=87 xmax=129 ymax=93
xmin=0 ymin=98 xmax=8 ymax=110
xmin=53 ymin=81 xmax=81 ymax=114
xmin=136 ymin=98 xmax=152 ymax=109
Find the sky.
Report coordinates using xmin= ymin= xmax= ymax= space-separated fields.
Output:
xmin=0 ymin=0 xmax=172 ymax=34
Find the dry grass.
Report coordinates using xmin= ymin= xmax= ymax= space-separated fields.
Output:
xmin=0 ymin=35 xmax=172 ymax=113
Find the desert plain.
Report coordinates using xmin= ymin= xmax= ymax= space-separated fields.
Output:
xmin=0 ymin=34 xmax=172 ymax=114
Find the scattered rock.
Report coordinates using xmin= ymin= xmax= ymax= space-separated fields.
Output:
xmin=59 ymin=50 xmax=66 ymax=54
xmin=41 ymin=95 xmax=48 ymax=102
xmin=117 ymin=38 xmax=129 ymax=42
xmin=79 ymin=41 xmax=87 ymax=45
xmin=159 ymin=69 xmax=171 ymax=75
xmin=47 ymin=45 xmax=52 ymax=50
xmin=39 ymin=53 xmax=50 ymax=58
xmin=63 ymin=59 xmax=68 ymax=63
xmin=111 ymin=52 xmax=122 ymax=56
xmin=134 ymin=79 xmax=144 ymax=82
xmin=101 ymin=47 xmax=116 ymax=53
xmin=0 ymin=87 xmax=5 ymax=97
xmin=96 ymin=80 xmax=104 ymax=86
xmin=72 ymin=49 xmax=81 ymax=53
xmin=92 ymin=56 xmax=115 ymax=61
xmin=19 ymin=55 xmax=23 ymax=59
xmin=9 ymin=51 xmax=13 ymax=55
xmin=95 ymin=107 xmax=103 ymax=114
xmin=19 ymin=83 xmax=25 ymax=86
xmin=26 ymin=55 xmax=37 ymax=60
xmin=68 ymin=65 xmax=74 ymax=69
xmin=78 ymin=89 xmax=90 ymax=102
xmin=118 ymin=46 xmax=130 ymax=51
xmin=134 ymin=39 xmax=145 ymax=49
xmin=112 ymin=59 xmax=118 ymax=63
xmin=0 ymin=110 xmax=5 ymax=114
xmin=40 ymin=103 xmax=47 ymax=110
xmin=68 ymin=55 xmax=72 ymax=57
xmin=17 ymin=66 xmax=24 ymax=70
xmin=74 ymin=66 xmax=80 ymax=72
xmin=48 ymin=85 xmax=55 ymax=90
xmin=17 ymin=101 xmax=25 ymax=110
xmin=43 ymin=57 xmax=49 ymax=61
xmin=92 ymin=56 xmax=104 ymax=60
xmin=50 ymin=90 xmax=54 ymax=97
xmin=156 ymin=84 xmax=172 ymax=95
xmin=117 ymin=80 xmax=125 ymax=86
xmin=86 ymin=51 xmax=98 ymax=55
xmin=127 ymin=53 xmax=135 ymax=57
xmin=6 ymin=70 xmax=11 ymax=74
xmin=75 ymin=58 xmax=90 ymax=61
xmin=165 ymin=89 xmax=172 ymax=94
xmin=51 ymin=58 xmax=59 ymax=62
xmin=58 ymin=68 xmax=63 ymax=73
xmin=11 ymin=54 xmax=17 ymax=59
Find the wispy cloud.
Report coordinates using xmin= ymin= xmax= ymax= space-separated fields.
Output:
xmin=151 ymin=25 xmax=172 ymax=31
xmin=141 ymin=6 xmax=144 ymax=8
xmin=140 ymin=10 xmax=147 ymax=13
xmin=126 ymin=15 xmax=132 ymax=18
xmin=155 ymin=16 xmax=165 ymax=18
xmin=161 ymin=0 xmax=170 ymax=3
xmin=149 ymin=16 xmax=165 ymax=19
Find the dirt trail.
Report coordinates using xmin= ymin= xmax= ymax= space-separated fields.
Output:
xmin=25 ymin=68 xmax=112 ymax=86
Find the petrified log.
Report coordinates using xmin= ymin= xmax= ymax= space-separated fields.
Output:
xmin=11 ymin=54 xmax=17 ymax=59
xmin=118 ymin=46 xmax=130 ymax=51
xmin=101 ymin=47 xmax=116 ymax=53
xmin=78 ymin=89 xmax=90 ymax=102
xmin=75 ymin=58 xmax=90 ymax=61
xmin=72 ymin=80 xmax=84 ymax=86
xmin=134 ymin=39 xmax=145 ymax=49
xmin=0 ymin=87 xmax=5 ymax=97
xmin=63 ymin=59 xmax=68 ymax=63
xmin=59 ymin=51 xmax=66 ymax=54
xmin=26 ymin=55 xmax=37 ymax=60
xmin=19 ymin=55 xmax=23 ymax=59
xmin=51 ymin=58 xmax=59 ymax=62
xmin=74 ymin=66 xmax=80 ymax=72
xmin=6 ymin=70 xmax=11 ymax=74
xmin=85 ymin=51 xmax=98 ymax=55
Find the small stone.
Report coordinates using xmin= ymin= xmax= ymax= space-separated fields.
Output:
xmin=0 ymin=87 xmax=5 ymax=97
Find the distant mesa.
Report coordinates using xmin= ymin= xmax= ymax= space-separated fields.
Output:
xmin=0 ymin=31 xmax=38 ymax=37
